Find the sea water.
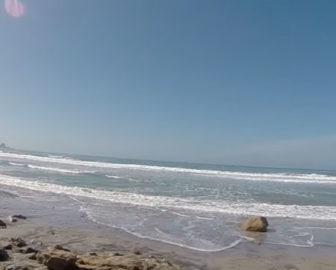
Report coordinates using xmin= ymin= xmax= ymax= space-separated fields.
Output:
xmin=1 ymin=149 xmax=336 ymax=251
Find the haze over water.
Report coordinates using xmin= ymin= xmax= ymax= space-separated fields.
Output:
xmin=1 ymin=147 xmax=336 ymax=251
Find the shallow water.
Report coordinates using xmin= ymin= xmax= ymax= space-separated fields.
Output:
xmin=1 ymin=149 xmax=336 ymax=251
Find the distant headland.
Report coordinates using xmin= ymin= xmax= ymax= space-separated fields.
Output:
xmin=0 ymin=143 xmax=10 ymax=149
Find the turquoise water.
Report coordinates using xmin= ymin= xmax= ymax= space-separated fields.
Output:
xmin=1 ymin=149 xmax=336 ymax=251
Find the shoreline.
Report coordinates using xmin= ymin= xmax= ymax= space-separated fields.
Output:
xmin=1 ymin=211 xmax=336 ymax=269
xmin=2 ymin=218 xmax=336 ymax=270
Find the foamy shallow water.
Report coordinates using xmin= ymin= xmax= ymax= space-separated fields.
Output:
xmin=1 ymin=150 xmax=336 ymax=251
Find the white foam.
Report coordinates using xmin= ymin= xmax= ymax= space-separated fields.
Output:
xmin=299 ymin=226 xmax=336 ymax=230
xmin=171 ymin=211 xmax=190 ymax=217
xmin=27 ymin=165 xmax=95 ymax=174
xmin=84 ymin=207 xmax=242 ymax=252
xmin=195 ymin=216 xmax=214 ymax=220
xmin=264 ymin=233 xmax=315 ymax=248
xmin=105 ymin=175 xmax=123 ymax=179
xmin=48 ymin=155 xmax=65 ymax=159
xmin=1 ymin=152 xmax=336 ymax=184
xmin=9 ymin=162 xmax=24 ymax=166
xmin=1 ymin=173 xmax=336 ymax=221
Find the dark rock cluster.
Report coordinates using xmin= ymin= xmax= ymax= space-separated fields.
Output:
xmin=0 ymin=215 xmax=180 ymax=270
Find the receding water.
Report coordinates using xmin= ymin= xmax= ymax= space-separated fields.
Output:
xmin=1 ymin=149 xmax=336 ymax=251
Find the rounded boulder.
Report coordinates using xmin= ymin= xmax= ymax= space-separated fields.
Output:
xmin=241 ymin=216 xmax=269 ymax=232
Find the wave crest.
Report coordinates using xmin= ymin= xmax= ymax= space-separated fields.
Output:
xmin=27 ymin=164 xmax=95 ymax=174
xmin=1 ymin=173 xmax=336 ymax=221
xmin=1 ymin=152 xmax=336 ymax=184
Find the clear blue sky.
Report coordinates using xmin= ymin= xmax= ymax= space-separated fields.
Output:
xmin=1 ymin=0 xmax=335 ymax=169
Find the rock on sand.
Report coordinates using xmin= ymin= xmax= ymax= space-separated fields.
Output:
xmin=241 ymin=216 xmax=269 ymax=232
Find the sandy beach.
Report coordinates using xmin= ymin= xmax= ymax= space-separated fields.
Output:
xmin=1 ymin=196 xmax=336 ymax=270
xmin=1 ymin=151 xmax=336 ymax=269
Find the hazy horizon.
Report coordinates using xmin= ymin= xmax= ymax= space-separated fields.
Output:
xmin=1 ymin=142 xmax=336 ymax=172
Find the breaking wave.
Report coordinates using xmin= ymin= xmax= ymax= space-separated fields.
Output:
xmin=1 ymin=152 xmax=336 ymax=184
xmin=1 ymin=173 xmax=336 ymax=221
xmin=27 ymin=164 xmax=95 ymax=174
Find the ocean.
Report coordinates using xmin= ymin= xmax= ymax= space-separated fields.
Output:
xmin=1 ymin=148 xmax=336 ymax=251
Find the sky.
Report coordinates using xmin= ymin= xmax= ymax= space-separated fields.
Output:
xmin=0 ymin=0 xmax=335 ymax=169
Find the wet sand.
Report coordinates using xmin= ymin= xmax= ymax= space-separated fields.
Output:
xmin=1 ymin=192 xmax=336 ymax=269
